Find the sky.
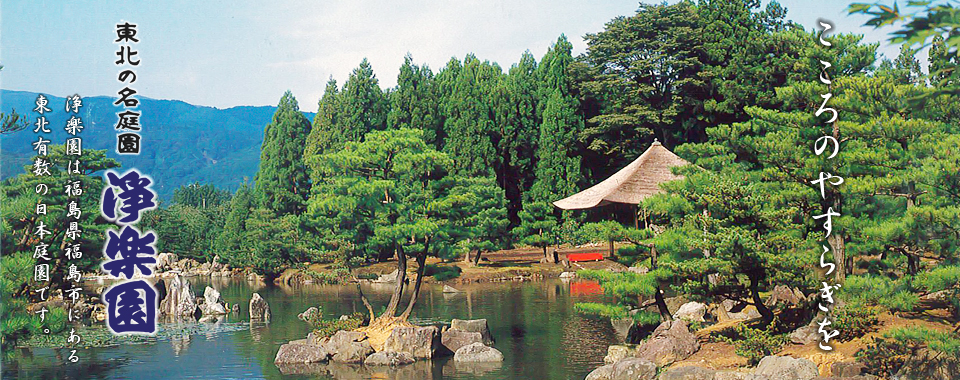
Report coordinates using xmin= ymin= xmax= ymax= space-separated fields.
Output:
xmin=2 ymin=0 xmax=909 ymax=113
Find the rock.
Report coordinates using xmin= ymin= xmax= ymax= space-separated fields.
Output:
xmin=298 ymin=307 xmax=320 ymax=323
xmin=441 ymin=329 xmax=484 ymax=354
xmin=442 ymin=285 xmax=462 ymax=293
xmin=159 ymin=275 xmax=198 ymax=318
xmin=331 ymin=340 xmax=375 ymax=364
xmin=752 ymin=356 xmax=819 ymax=380
xmin=326 ymin=331 xmax=367 ymax=347
xmin=628 ymin=266 xmax=649 ymax=275
xmin=790 ymin=325 xmax=820 ymax=345
xmin=830 ymin=362 xmax=868 ymax=377
xmin=201 ymin=286 xmax=227 ymax=315
xmin=249 ymin=292 xmax=271 ymax=322
xmin=364 ymin=351 xmax=415 ymax=366
xmin=274 ymin=342 xmax=328 ymax=364
xmin=383 ymin=326 xmax=440 ymax=359
xmin=338 ymin=315 xmax=349 ymax=321
xmin=321 ymin=331 xmax=374 ymax=364
xmin=673 ymin=302 xmax=707 ymax=323
xmin=453 ymin=343 xmax=503 ymax=363
xmin=374 ymin=269 xmax=399 ymax=283
xmin=450 ymin=319 xmax=494 ymax=345
xmin=764 ymin=285 xmax=805 ymax=308
xmin=611 ymin=313 xmax=645 ymax=343
xmin=603 ymin=344 xmax=633 ymax=365
xmin=560 ymin=271 xmax=577 ymax=279
xmin=157 ymin=252 xmax=178 ymax=271
xmin=714 ymin=371 xmax=752 ymax=380
xmin=610 ymin=357 xmax=656 ymax=380
xmin=658 ymin=366 xmax=717 ymax=380
xmin=586 ymin=364 xmax=615 ymax=380
xmin=633 ymin=320 xmax=700 ymax=367
xmin=812 ymin=377 xmax=878 ymax=380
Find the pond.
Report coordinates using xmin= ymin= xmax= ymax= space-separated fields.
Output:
xmin=2 ymin=277 xmax=619 ymax=380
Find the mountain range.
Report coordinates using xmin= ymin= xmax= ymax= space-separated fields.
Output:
xmin=0 ymin=90 xmax=314 ymax=200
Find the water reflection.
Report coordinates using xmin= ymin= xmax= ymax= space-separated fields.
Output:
xmin=3 ymin=278 xmax=618 ymax=380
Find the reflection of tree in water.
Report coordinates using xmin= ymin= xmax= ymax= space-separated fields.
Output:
xmin=2 ymin=348 xmax=131 ymax=380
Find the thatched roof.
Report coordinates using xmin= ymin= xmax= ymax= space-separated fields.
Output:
xmin=554 ymin=140 xmax=689 ymax=210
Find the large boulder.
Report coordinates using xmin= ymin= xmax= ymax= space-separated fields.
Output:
xmin=323 ymin=330 xmax=374 ymax=364
xmin=752 ymin=356 xmax=819 ymax=380
xmin=157 ymin=252 xmax=178 ymax=271
xmin=450 ymin=319 xmax=494 ymax=345
xmin=790 ymin=324 xmax=820 ymax=345
xmin=764 ymin=285 xmax=806 ymax=308
xmin=610 ymin=358 xmax=657 ymax=380
xmin=633 ymin=320 xmax=700 ymax=367
xmin=159 ymin=275 xmax=198 ymax=317
xmin=453 ymin=343 xmax=503 ymax=363
xmin=331 ymin=341 xmax=375 ymax=364
xmin=274 ymin=342 xmax=329 ymax=364
xmin=364 ymin=351 xmax=415 ymax=366
xmin=673 ymin=302 xmax=707 ymax=323
xmin=383 ymin=326 xmax=440 ymax=359
xmin=714 ymin=371 xmax=752 ymax=380
xmin=658 ymin=366 xmax=717 ymax=380
xmin=830 ymin=362 xmax=868 ymax=377
xmin=249 ymin=292 xmax=271 ymax=322
xmin=603 ymin=345 xmax=633 ymax=365
xmin=586 ymin=364 xmax=615 ymax=380
xmin=200 ymin=286 xmax=227 ymax=315
xmin=441 ymin=329 xmax=484 ymax=354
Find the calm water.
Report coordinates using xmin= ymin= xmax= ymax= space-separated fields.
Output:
xmin=2 ymin=278 xmax=618 ymax=380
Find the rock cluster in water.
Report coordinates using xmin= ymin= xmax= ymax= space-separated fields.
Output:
xmin=274 ymin=318 xmax=503 ymax=371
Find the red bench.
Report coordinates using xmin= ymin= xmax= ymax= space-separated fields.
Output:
xmin=566 ymin=252 xmax=604 ymax=262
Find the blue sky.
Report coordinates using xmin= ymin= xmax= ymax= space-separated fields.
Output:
xmin=2 ymin=0 xmax=908 ymax=113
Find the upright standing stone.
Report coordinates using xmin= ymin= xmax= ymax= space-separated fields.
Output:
xmin=250 ymin=292 xmax=271 ymax=322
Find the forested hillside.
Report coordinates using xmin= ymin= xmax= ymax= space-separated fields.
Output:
xmin=0 ymin=90 xmax=314 ymax=199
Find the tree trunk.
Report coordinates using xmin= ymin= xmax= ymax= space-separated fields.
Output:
xmin=400 ymin=250 xmax=428 ymax=319
xmin=649 ymin=245 xmax=672 ymax=321
xmin=357 ymin=283 xmax=376 ymax=324
xmin=828 ymin=233 xmax=846 ymax=282
xmin=907 ymin=251 xmax=919 ymax=275
xmin=473 ymin=250 xmax=483 ymax=266
xmin=382 ymin=245 xmax=407 ymax=318
xmin=750 ymin=277 xmax=775 ymax=327
xmin=608 ymin=239 xmax=615 ymax=258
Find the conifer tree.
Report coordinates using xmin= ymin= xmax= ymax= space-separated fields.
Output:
xmin=255 ymin=91 xmax=312 ymax=215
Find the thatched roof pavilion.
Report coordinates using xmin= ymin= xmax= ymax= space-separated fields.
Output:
xmin=554 ymin=140 xmax=689 ymax=210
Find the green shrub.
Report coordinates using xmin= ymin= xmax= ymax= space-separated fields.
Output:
xmin=424 ymin=264 xmax=461 ymax=281
xmin=857 ymin=335 xmax=918 ymax=377
xmin=833 ymin=304 xmax=880 ymax=341
xmin=841 ymin=275 xmax=919 ymax=312
xmin=719 ymin=324 xmax=788 ymax=365
xmin=310 ymin=312 xmax=366 ymax=340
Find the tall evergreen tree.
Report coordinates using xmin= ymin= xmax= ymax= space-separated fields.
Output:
xmin=339 ymin=58 xmax=388 ymax=144
xmin=388 ymin=54 xmax=441 ymax=147
xmin=255 ymin=91 xmax=312 ymax=215
xmin=305 ymin=78 xmax=342 ymax=158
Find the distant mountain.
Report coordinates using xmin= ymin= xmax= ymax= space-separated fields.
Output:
xmin=0 ymin=90 xmax=314 ymax=200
